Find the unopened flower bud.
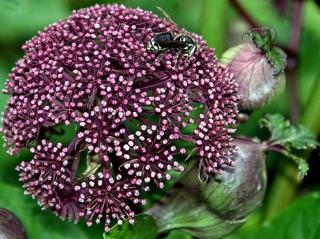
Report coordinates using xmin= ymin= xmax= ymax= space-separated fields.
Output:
xmin=202 ymin=138 xmax=267 ymax=219
xmin=221 ymin=28 xmax=286 ymax=110
xmin=0 ymin=208 xmax=27 ymax=239
xmin=148 ymin=138 xmax=267 ymax=238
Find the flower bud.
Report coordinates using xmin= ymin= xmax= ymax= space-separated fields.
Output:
xmin=221 ymin=43 xmax=286 ymax=110
xmin=148 ymin=138 xmax=267 ymax=239
xmin=201 ymin=138 xmax=267 ymax=219
xmin=0 ymin=208 xmax=27 ymax=239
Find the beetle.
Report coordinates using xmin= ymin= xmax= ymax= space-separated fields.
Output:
xmin=146 ymin=7 xmax=197 ymax=59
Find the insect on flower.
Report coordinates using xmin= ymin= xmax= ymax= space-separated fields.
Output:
xmin=146 ymin=7 xmax=197 ymax=59
xmin=2 ymin=4 xmax=239 ymax=230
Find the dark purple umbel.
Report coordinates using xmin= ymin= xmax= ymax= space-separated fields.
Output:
xmin=2 ymin=4 xmax=238 ymax=230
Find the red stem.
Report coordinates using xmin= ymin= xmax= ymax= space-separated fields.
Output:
xmin=229 ymin=0 xmax=298 ymax=56
xmin=229 ymin=0 xmax=259 ymax=28
xmin=289 ymin=0 xmax=303 ymax=54
xmin=287 ymin=0 xmax=304 ymax=123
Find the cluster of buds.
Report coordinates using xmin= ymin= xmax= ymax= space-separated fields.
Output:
xmin=2 ymin=4 xmax=238 ymax=230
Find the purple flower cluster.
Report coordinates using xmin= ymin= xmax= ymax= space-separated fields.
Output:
xmin=2 ymin=4 xmax=238 ymax=230
xmin=16 ymin=140 xmax=81 ymax=222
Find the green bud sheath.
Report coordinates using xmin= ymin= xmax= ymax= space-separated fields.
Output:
xmin=148 ymin=138 xmax=267 ymax=239
xmin=221 ymin=43 xmax=286 ymax=110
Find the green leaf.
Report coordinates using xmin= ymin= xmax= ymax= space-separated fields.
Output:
xmin=260 ymin=114 xmax=319 ymax=150
xmin=266 ymin=47 xmax=287 ymax=76
xmin=164 ymin=230 xmax=193 ymax=239
xmin=282 ymin=151 xmax=309 ymax=179
xmin=260 ymin=114 xmax=289 ymax=142
xmin=260 ymin=114 xmax=318 ymax=178
xmin=0 ymin=0 xmax=69 ymax=42
xmin=0 ymin=183 xmax=90 ymax=239
xmin=244 ymin=193 xmax=320 ymax=239
xmin=245 ymin=28 xmax=287 ymax=76
xmin=0 ymin=0 xmax=27 ymax=14
xmin=103 ymin=214 xmax=158 ymax=239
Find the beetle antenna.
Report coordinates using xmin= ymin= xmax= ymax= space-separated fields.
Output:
xmin=156 ymin=6 xmax=178 ymax=28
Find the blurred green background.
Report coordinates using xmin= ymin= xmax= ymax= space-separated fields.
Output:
xmin=0 ymin=0 xmax=319 ymax=238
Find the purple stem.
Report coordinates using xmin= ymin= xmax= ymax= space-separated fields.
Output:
xmin=289 ymin=0 xmax=303 ymax=56
xmin=229 ymin=0 xmax=259 ymax=28
xmin=67 ymin=136 xmax=82 ymax=154
xmin=266 ymin=143 xmax=286 ymax=154
xmin=229 ymin=0 xmax=298 ymax=59
xmin=71 ymin=152 xmax=81 ymax=179
xmin=287 ymin=0 xmax=304 ymax=123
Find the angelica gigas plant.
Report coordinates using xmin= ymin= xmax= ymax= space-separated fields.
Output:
xmin=1 ymin=3 xmax=318 ymax=239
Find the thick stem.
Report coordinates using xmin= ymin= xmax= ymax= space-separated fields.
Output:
xmin=287 ymin=0 xmax=303 ymax=123
xmin=229 ymin=0 xmax=259 ymax=28
xmin=288 ymin=0 xmax=303 ymax=53
xmin=264 ymin=0 xmax=305 ymax=220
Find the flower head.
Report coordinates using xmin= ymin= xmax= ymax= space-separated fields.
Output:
xmin=16 ymin=140 xmax=81 ymax=221
xmin=75 ymin=173 xmax=144 ymax=231
xmin=2 ymin=4 xmax=238 ymax=229
xmin=120 ymin=124 xmax=185 ymax=189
